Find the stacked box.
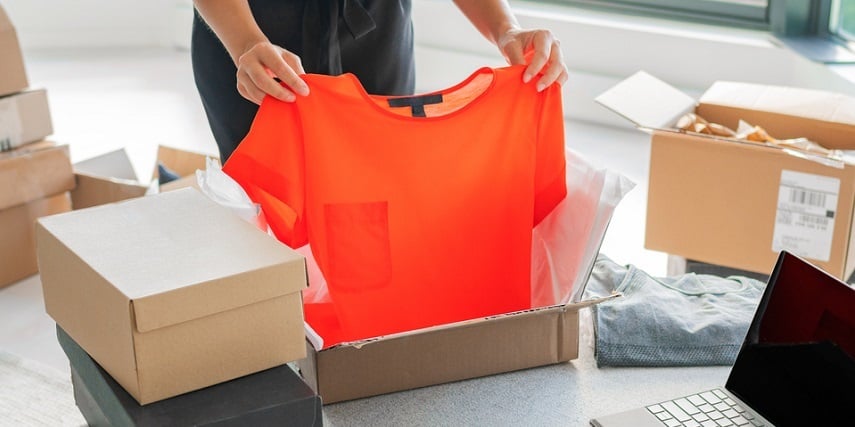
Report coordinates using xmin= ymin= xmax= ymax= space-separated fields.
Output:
xmin=0 ymin=4 xmax=53 ymax=152
xmin=38 ymin=188 xmax=309 ymax=404
xmin=57 ymin=326 xmax=322 ymax=426
xmin=0 ymin=141 xmax=74 ymax=287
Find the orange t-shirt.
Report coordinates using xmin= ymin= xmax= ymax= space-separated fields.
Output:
xmin=224 ymin=65 xmax=566 ymax=344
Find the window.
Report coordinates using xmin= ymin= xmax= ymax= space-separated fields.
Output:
xmin=830 ymin=0 xmax=855 ymax=41
xmin=552 ymin=0 xmax=769 ymax=28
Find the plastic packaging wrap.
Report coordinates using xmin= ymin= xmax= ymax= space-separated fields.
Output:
xmin=195 ymin=157 xmax=267 ymax=230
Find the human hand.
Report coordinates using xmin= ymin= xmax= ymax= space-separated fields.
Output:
xmin=236 ymin=41 xmax=310 ymax=104
xmin=497 ymin=28 xmax=568 ymax=92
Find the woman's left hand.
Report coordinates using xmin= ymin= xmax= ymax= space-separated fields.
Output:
xmin=497 ymin=28 xmax=568 ymax=92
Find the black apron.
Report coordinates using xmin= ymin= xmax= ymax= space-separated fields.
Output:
xmin=191 ymin=0 xmax=415 ymax=161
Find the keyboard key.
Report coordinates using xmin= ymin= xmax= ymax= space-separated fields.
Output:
xmin=693 ymin=412 xmax=710 ymax=422
xmin=714 ymin=403 xmax=729 ymax=412
xmin=656 ymin=411 xmax=673 ymax=421
xmin=688 ymin=395 xmax=706 ymax=406
xmin=662 ymin=401 xmax=692 ymax=422
xmin=749 ymin=420 xmax=764 ymax=426
xmin=709 ymin=411 xmax=725 ymax=420
xmin=724 ymin=398 xmax=736 ymax=406
xmin=732 ymin=404 xmax=745 ymax=413
xmin=647 ymin=404 xmax=665 ymax=413
xmin=664 ymin=419 xmax=680 ymax=427
xmin=716 ymin=418 xmax=734 ymax=426
xmin=713 ymin=390 xmax=727 ymax=399
xmin=742 ymin=412 xmax=754 ymax=420
xmin=685 ymin=421 xmax=701 ymax=427
xmin=699 ymin=404 xmax=715 ymax=413
xmin=675 ymin=398 xmax=701 ymax=415
xmin=732 ymin=416 xmax=750 ymax=426
xmin=701 ymin=391 xmax=722 ymax=404
xmin=722 ymin=409 xmax=739 ymax=419
xmin=702 ymin=421 xmax=718 ymax=427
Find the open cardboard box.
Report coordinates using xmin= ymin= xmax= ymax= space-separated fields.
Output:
xmin=0 ymin=141 xmax=74 ymax=287
xmin=297 ymin=153 xmax=631 ymax=404
xmin=597 ymin=71 xmax=855 ymax=279
xmin=38 ymin=188 xmax=308 ymax=405
xmin=71 ymin=145 xmax=213 ymax=209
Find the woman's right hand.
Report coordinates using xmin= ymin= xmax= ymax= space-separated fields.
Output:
xmin=236 ymin=41 xmax=310 ymax=104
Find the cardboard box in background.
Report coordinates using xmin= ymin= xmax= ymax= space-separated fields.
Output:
xmin=38 ymin=188 xmax=308 ymax=404
xmin=0 ymin=89 xmax=53 ymax=151
xmin=0 ymin=142 xmax=74 ymax=209
xmin=0 ymin=192 xmax=70 ymax=287
xmin=0 ymin=141 xmax=74 ymax=287
xmin=57 ymin=326 xmax=323 ymax=426
xmin=154 ymin=145 xmax=210 ymax=192
xmin=71 ymin=145 xmax=214 ymax=209
xmin=597 ymin=71 xmax=855 ymax=279
xmin=0 ymin=4 xmax=28 ymax=97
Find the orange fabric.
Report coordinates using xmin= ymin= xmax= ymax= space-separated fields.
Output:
xmin=224 ymin=65 xmax=566 ymax=345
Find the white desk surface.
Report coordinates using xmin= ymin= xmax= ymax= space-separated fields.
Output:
xmin=322 ymin=309 xmax=730 ymax=427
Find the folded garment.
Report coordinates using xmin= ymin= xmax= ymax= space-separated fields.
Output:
xmin=583 ymin=254 xmax=766 ymax=367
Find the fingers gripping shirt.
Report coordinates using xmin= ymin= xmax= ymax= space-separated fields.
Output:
xmin=224 ymin=65 xmax=567 ymax=344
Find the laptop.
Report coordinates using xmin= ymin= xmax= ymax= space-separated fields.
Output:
xmin=591 ymin=251 xmax=855 ymax=427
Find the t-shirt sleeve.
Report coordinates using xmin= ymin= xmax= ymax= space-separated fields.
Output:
xmin=533 ymin=83 xmax=568 ymax=226
xmin=223 ymin=96 xmax=308 ymax=248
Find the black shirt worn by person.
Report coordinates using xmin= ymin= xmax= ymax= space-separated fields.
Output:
xmin=191 ymin=0 xmax=416 ymax=162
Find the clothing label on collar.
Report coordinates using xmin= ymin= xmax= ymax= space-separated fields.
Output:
xmin=772 ymin=170 xmax=839 ymax=262
xmin=0 ymin=97 xmax=23 ymax=152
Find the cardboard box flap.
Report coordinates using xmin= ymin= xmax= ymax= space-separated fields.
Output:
xmin=0 ymin=142 xmax=74 ymax=210
xmin=595 ymin=71 xmax=697 ymax=130
xmin=75 ymin=149 xmax=138 ymax=181
xmin=698 ymin=81 xmax=855 ymax=150
xmin=36 ymin=188 xmax=306 ymax=334
xmin=154 ymin=145 xmax=212 ymax=180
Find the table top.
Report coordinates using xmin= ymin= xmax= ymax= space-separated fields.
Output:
xmin=321 ymin=308 xmax=730 ymax=427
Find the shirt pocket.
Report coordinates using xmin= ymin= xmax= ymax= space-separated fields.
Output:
xmin=324 ymin=201 xmax=393 ymax=291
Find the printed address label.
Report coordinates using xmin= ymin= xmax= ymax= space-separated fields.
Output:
xmin=772 ymin=170 xmax=840 ymax=262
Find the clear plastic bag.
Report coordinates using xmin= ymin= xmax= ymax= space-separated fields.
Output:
xmin=195 ymin=157 xmax=267 ymax=230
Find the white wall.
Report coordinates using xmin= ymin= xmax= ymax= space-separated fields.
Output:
xmin=2 ymin=0 xmax=193 ymax=49
xmin=4 ymin=0 xmax=854 ymax=129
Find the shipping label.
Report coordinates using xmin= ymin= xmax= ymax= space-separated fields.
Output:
xmin=772 ymin=170 xmax=840 ymax=262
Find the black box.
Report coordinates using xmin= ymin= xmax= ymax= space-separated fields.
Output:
xmin=57 ymin=326 xmax=322 ymax=426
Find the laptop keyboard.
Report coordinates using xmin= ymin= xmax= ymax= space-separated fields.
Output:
xmin=646 ymin=389 xmax=764 ymax=427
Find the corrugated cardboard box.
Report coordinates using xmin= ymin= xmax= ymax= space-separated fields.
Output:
xmin=0 ymin=141 xmax=74 ymax=287
xmin=57 ymin=326 xmax=323 ymax=426
xmin=0 ymin=4 xmax=28 ymax=97
xmin=0 ymin=192 xmax=70 ymax=287
xmin=71 ymin=145 xmax=213 ymax=209
xmin=298 ymin=296 xmax=607 ymax=404
xmin=296 ymin=156 xmax=629 ymax=403
xmin=597 ymin=71 xmax=855 ymax=279
xmin=0 ymin=89 xmax=53 ymax=152
xmin=38 ymin=188 xmax=308 ymax=404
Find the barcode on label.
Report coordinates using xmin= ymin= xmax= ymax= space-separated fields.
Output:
xmin=789 ymin=188 xmax=826 ymax=208
xmin=802 ymin=215 xmax=829 ymax=228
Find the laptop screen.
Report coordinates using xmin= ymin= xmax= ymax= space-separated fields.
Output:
xmin=725 ymin=251 xmax=855 ymax=426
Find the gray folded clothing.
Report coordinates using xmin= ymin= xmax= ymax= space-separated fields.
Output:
xmin=583 ymin=254 xmax=766 ymax=367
